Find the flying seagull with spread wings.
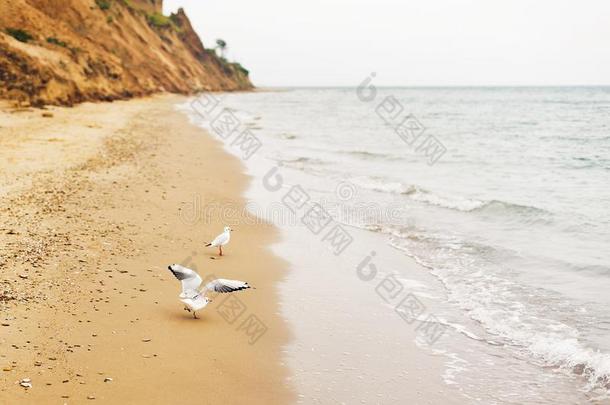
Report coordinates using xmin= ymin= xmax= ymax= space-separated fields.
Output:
xmin=167 ymin=264 xmax=251 ymax=319
xmin=205 ymin=226 xmax=233 ymax=256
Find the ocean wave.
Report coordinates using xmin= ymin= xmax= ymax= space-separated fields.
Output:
xmin=470 ymin=303 xmax=610 ymax=392
xmin=569 ymin=264 xmax=610 ymax=277
xmin=351 ymin=177 xmax=554 ymax=219
xmin=278 ymin=156 xmax=326 ymax=165
xmin=529 ymin=337 xmax=610 ymax=391
xmin=339 ymin=150 xmax=397 ymax=160
xmin=351 ymin=178 xmax=488 ymax=212
xmin=540 ymin=135 xmax=610 ymax=142
xmin=473 ymin=199 xmax=550 ymax=217
xmin=408 ymin=189 xmax=487 ymax=212
xmin=276 ymin=156 xmax=331 ymax=172
xmin=350 ymin=178 xmax=418 ymax=196
xmin=385 ymin=228 xmax=610 ymax=393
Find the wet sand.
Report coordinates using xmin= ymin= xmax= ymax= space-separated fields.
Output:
xmin=0 ymin=95 xmax=292 ymax=404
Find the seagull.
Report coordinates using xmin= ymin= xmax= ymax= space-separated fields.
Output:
xmin=167 ymin=264 xmax=251 ymax=319
xmin=205 ymin=226 xmax=233 ymax=256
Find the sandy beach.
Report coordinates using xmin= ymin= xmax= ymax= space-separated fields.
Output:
xmin=3 ymin=90 xmax=606 ymax=404
xmin=0 ymin=95 xmax=292 ymax=404
xmin=2 ymin=0 xmax=609 ymax=403
xmin=0 ymin=94 xmax=466 ymax=405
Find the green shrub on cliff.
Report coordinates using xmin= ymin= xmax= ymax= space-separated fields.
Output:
xmin=232 ymin=62 xmax=249 ymax=77
xmin=47 ymin=37 xmax=68 ymax=47
xmin=6 ymin=28 xmax=33 ymax=43
xmin=147 ymin=12 xmax=171 ymax=28
xmin=95 ymin=0 xmax=111 ymax=10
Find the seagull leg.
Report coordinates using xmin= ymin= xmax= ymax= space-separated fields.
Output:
xmin=219 ymin=246 xmax=223 ymax=256
xmin=193 ymin=311 xmax=198 ymax=319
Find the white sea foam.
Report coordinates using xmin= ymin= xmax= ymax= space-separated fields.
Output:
xmin=351 ymin=177 xmax=488 ymax=212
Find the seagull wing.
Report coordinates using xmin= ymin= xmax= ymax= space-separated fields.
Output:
xmin=210 ymin=232 xmax=229 ymax=247
xmin=203 ymin=279 xmax=251 ymax=295
xmin=167 ymin=264 xmax=203 ymax=297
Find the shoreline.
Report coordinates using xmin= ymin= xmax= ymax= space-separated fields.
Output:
xmin=0 ymin=95 xmax=292 ymax=403
xmin=202 ymin=87 xmax=610 ymax=404
xmin=181 ymin=94 xmax=467 ymax=404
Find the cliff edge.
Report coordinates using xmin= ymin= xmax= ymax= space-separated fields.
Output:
xmin=0 ymin=0 xmax=252 ymax=106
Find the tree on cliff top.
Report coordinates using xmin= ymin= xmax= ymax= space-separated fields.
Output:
xmin=215 ymin=39 xmax=227 ymax=58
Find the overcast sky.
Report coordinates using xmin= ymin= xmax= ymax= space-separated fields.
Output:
xmin=164 ymin=0 xmax=610 ymax=87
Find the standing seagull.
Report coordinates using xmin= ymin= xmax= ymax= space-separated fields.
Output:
xmin=205 ymin=226 xmax=233 ymax=256
xmin=167 ymin=264 xmax=251 ymax=319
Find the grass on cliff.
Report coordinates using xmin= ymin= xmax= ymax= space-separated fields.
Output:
xmin=233 ymin=62 xmax=249 ymax=77
xmin=95 ymin=0 xmax=111 ymax=10
xmin=47 ymin=37 xmax=68 ymax=48
xmin=147 ymin=12 xmax=171 ymax=28
xmin=204 ymin=50 xmax=250 ymax=78
xmin=6 ymin=28 xmax=34 ymax=43
xmin=146 ymin=12 xmax=183 ymax=33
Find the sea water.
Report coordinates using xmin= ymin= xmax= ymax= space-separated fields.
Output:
xmin=184 ymin=87 xmax=610 ymax=404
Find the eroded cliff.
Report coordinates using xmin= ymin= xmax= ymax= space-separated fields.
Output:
xmin=0 ymin=0 xmax=252 ymax=106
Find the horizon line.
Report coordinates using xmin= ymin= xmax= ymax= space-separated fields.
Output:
xmin=256 ymin=84 xmax=610 ymax=89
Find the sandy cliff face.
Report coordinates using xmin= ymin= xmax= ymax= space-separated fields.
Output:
xmin=0 ymin=0 xmax=252 ymax=106
xmin=130 ymin=0 xmax=162 ymax=14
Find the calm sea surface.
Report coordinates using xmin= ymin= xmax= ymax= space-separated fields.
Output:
xmin=185 ymin=87 xmax=610 ymax=403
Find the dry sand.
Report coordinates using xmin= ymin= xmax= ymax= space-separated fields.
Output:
xmin=0 ymin=95 xmax=293 ymax=404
